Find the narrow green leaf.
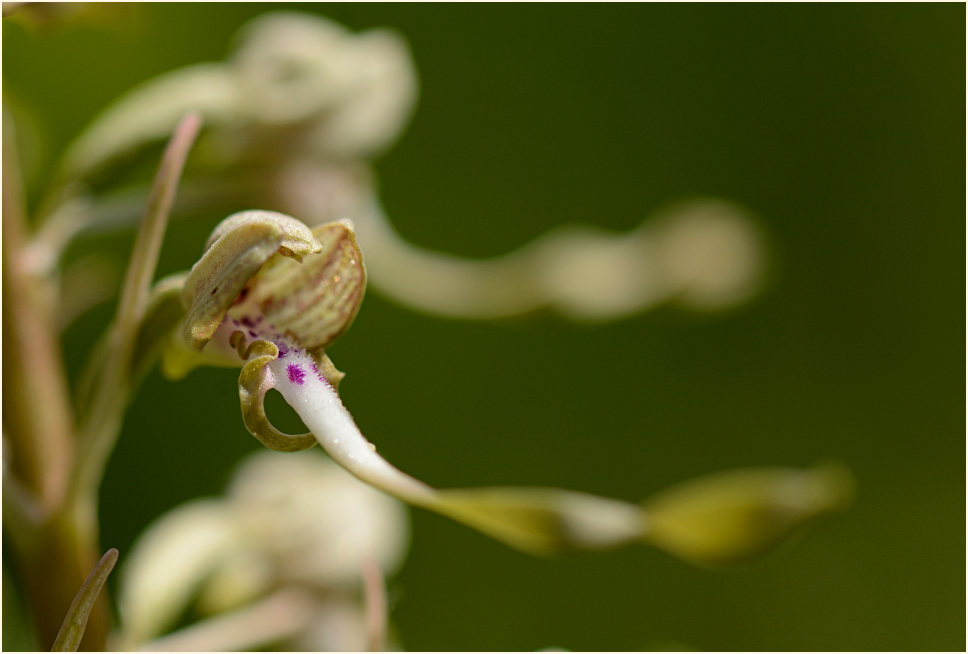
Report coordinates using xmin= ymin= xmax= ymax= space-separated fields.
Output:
xmin=51 ymin=548 xmax=119 ymax=652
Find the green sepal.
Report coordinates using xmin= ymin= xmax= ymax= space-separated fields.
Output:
xmin=157 ymin=271 xmax=240 ymax=380
xmin=131 ymin=273 xmax=188 ymax=384
xmin=160 ymin=334 xmax=241 ymax=380
xmin=181 ymin=210 xmax=322 ymax=351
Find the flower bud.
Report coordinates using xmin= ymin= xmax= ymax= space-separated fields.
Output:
xmin=642 ymin=463 xmax=855 ymax=566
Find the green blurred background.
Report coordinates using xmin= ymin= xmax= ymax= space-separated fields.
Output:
xmin=3 ymin=3 xmax=964 ymax=651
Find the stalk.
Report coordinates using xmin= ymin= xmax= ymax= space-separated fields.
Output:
xmin=2 ymin=112 xmax=105 ymax=650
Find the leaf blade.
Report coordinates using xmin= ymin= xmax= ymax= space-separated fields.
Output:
xmin=51 ymin=548 xmax=119 ymax=652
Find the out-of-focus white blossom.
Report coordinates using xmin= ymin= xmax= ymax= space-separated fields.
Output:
xmin=116 ymin=500 xmax=241 ymax=650
xmin=54 ymin=10 xmax=766 ymax=326
xmin=288 ymin=596 xmax=374 ymax=652
xmin=63 ymin=12 xmax=416 ymax=179
xmin=227 ymin=449 xmax=410 ymax=589
xmin=114 ymin=450 xmax=409 ymax=651
xmin=276 ymin=158 xmax=768 ymax=321
xmin=231 ymin=12 xmax=417 ymax=156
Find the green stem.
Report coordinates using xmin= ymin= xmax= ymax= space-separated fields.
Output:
xmin=2 ymin=111 xmax=103 ymax=650
xmin=1 ymin=469 xmax=44 ymax=554
xmin=2 ymin=112 xmax=75 ymax=512
xmin=68 ymin=113 xmax=201 ymax=518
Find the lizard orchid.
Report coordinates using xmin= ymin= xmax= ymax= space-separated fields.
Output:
xmin=145 ymin=209 xmax=852 ymax=561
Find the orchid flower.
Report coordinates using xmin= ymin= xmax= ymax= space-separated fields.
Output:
xmin=144 ymin=208 xmax=852 ymax=562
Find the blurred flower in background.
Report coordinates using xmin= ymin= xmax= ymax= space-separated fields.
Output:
xmin=115 ymin=451 xmax=409 ymax=651
xmin=42 ymin=11 xmax=768 ymax=327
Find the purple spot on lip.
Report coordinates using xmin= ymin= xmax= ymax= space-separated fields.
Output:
xmin=287 ymin=363 xmax=305 ymax=385
xmin=276 ymin=343 xmax=290 ymax=358
xmin=248 ymin=330 xmax=258 ymax=337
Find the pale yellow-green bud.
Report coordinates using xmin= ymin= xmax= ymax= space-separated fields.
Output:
xmin=642 ymin=462 xmax=855 ymax=567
